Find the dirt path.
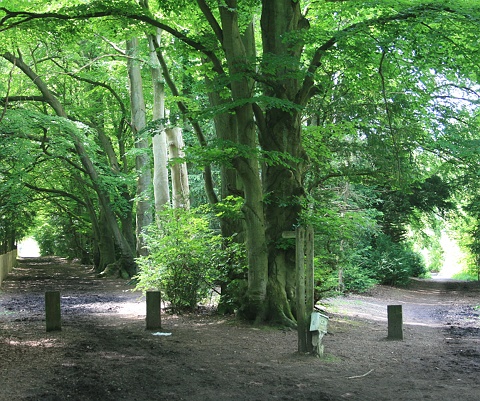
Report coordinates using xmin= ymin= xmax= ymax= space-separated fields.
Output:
xmin=0 ymin=257 xmax=479 ymax=400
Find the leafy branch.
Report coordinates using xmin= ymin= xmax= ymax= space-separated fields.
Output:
xmin=0 ymin=3 xmax=225 ymax=75
xmin=297 ymin=2 xmax=476 ymax=106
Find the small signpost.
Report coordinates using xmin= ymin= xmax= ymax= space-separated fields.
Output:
xmin=45 ymin=291 xmax=61 ymax=332
xmin=283 ymin=226 xmax=327 ymax=356
xmin=310 ymin=311 xmax=329 ymax=357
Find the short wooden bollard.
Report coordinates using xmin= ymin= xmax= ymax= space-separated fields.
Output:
xmin=45 ymin=291 xmax=61 ymax=332
xmin=387 ymin=305 xmax=403 ymax=340
xmin=146 ymin=291 xmax=161 ymax=330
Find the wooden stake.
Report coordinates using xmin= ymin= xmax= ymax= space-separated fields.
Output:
xmin=146 ymin=291 xmax=162 ymax=330
xmin=387 ymin=305 xmax=403 ymax=340
xmin=296 ymin=226 xmax=307 ymax=353
xmin=305 ymin=225 xmax=315 ymax=352
xmin=45 ymin=291 xmax=61 ymax=332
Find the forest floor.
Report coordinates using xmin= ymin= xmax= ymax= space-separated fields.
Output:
xmin=0 ymin=257 xmax=479 ymax=401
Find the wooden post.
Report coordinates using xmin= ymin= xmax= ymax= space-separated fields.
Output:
xmin=305 ymin=226 xmax=315 ymax=353
xmin=387 ymin=305 xmax=403 ymax=340
xmin=45 ymin=291 xmax=61 ymax=332
xmin=284 ymin=226 xmax=316 ymax=354
xmin=146 ymin=291 xmax=162 ymax=330
xmin=295 ymin=226 xmax=307 ymax=353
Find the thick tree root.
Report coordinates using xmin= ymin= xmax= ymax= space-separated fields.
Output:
xmin=98 ymin=260 xmax=130 ymax=279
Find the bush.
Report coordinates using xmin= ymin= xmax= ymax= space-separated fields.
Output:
xmin=343 ymin=264 xmax=379 ymax=293
xmin=135 ymin=207 xmax=244 ymax=312
xmin=364 ymin=234 xmax=426 ymax=286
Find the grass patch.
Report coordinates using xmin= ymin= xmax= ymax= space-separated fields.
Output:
xmin=451 ymin=270 xmax=479 ymax=281
xmin=320 ymin=353 xmax=342 ymax=363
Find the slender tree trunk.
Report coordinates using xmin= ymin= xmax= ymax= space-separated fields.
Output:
xmin=148 ymin=32 xmax=170 ymax=211
xmin=96 ymin=211 xmax=117 ymax=272
xmin=152 ymin=132 xmax=169 ymax=209
xmin=148 ymin=34 xmax=218 ymax=206
xmin=89 ymin=95 xmax=136 ymax=262
xmin=166 ymin=127 xmax=190 ymax=209
xmin=126 ymin=38 xmax=153 ymax=256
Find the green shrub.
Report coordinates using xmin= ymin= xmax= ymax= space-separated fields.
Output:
xmin=365 ymin=234 xmax=426 ymax=286
xmin=217 ymin=278 xmax=248 ymax=315
xmin=343 ymin=264 xmax=378 ymax=293
xmin=452 ymin=270 xmax=479 ymax=281
xmin=135 ymin=207 xmax=245 ymax=312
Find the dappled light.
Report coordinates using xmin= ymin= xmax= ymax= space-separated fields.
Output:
xmin=5 ymin=338 xmax=60 ymax=348
xmin=437 ymin=232 xmax=465 ymax=279
xmin=17 ymin=238 xmax=41 ymax=258
xmin=0 ymin=256 xmax=479 ymax=400
xmin=2 ymin=0 xmax=480 ymax=399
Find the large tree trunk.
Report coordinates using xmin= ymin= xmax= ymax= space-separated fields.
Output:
xmin=127 ymin=38 xmax=153 ymax=256
xmin=262 ymin=112 xmax=305 ymax=324
xmin=219 ymin=3 xmax=269 ymax=320
xmin=258 ymin=1 xmax=308 ymax=324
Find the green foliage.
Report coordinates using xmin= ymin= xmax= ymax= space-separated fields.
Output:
xmin=301 ymin=182 xmax=383 ymax=295
xmin=33 ymin=219 xmax=65 ymax=257
xmin=425 ymin=240 xmax=444 ymax=273
xmin=375 ymin=176 xmax=454 ymax=243
xmin=363 ymin=234 xmax=427 ymax=286
xmin=456 ymin=199 xmax=480 ymax=280
xmin=312 ymin=256 xmax=341 ymax=297
xmin=135 ymin=207 xmax=246 ymax=312
xmin=452 ymin=270 xmax=478 ymax=281
xmin=32 ymin=211 xmax=92 ymax=262
xmin=212 ymin=195 xmax=243 ymax=221
xmin=215 ymin=239 xmax=248 ymax=314
xmin=4 ymin=0 xmax=480 ymax=323
xmin=343 ymin=264 xmax=379 ymax=294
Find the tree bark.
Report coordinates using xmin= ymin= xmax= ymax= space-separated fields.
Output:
xmin=95 ymin=210 xmax=117 ymax=272
xmin=207 ymin=90 xmax=245 ymax=238
xmin=126 ymin=38 xmax=153 ymax=256
xmin=166 ymin=127 xmax=190 ymax=209
xmin=87 ymin=91 xmax=136 ymax=262
xmin=218 ymin=2 xmax=269 ymax=319
xmin=257 ymin=1 xmax=308 ymax=324
xmin=148 ymin=32 xmax=171 ymax=212
xmin=149 ymin=37 xmax=218 ymax=206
